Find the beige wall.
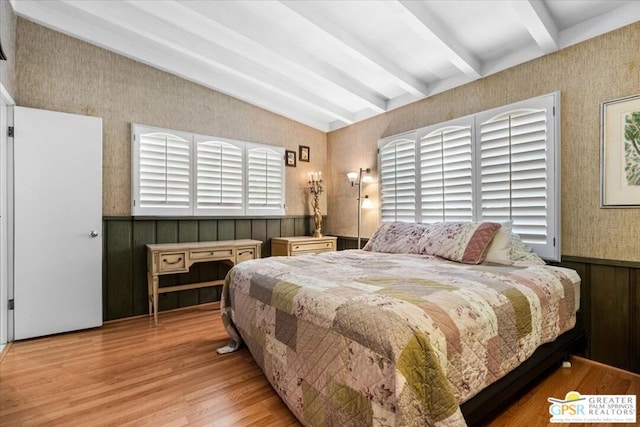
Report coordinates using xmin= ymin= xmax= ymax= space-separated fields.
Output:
xmin=13 ymin=16 xmax=640 ymax=261
xmin=327 ymin=22 xmax=640 ymax=262
xmin=0 ymin=0 xmax=16 ymax=98
xmin=16 ymin=19 xmax=327 ymax=217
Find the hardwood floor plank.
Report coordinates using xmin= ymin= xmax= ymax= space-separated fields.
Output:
xmin=490 ymin=357 xmax=640 ymax=427
xmin=0 ymin=305 xmax=298 ymax=427
xmin=1 ymin=305 xmax=638 ymax=427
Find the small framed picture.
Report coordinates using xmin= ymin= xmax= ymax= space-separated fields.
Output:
xmin=285 ymin=150 xmax=296 ymax=167
xmin=299 ymin=145 xmax=310 ymax=162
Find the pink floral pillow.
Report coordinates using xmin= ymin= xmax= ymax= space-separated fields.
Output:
xmin=363 ymin=222 xmax=430 ymax=253
xmin=417 ymin=221 xmax=502 ymax=264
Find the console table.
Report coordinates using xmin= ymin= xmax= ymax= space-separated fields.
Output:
xmin=146 ymin=239 xmax=262 ymax=325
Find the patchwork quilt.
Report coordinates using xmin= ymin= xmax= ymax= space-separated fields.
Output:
xmin=220 ymin=250 xmax=580 ymax=426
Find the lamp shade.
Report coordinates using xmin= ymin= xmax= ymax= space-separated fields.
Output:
xmin=361 ymin=195 xmax=374 ymax=209
xmin=347 ymin=172 xmax=358 ymax=184
xmin=361 ymin=171 xmax=374 ymax=183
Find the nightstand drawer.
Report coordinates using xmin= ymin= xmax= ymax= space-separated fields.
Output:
xmin=158 ymin=251 xmax=187 ymax=273
xmin=191 ymin=248 xmax=234 ymax=261
xmin=291 ymin=240 xmax=335 ymax=254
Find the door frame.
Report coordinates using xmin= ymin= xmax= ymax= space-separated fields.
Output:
xmin=0 ymin=84 xmax=15 ymax=345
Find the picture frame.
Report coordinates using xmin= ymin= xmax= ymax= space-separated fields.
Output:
xmin=285 ymin=150 xmax=296 ymax=167
xmin=299 ymin=145 xmax=310 ymax=162
xmin=601 ymin=94 xmax=640 ymax=207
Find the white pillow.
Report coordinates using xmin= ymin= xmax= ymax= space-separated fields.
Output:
xmin=484 ymin=221 xmax=513 ymax=264
xmin=510 ymin=232 xmax=546 ymax=265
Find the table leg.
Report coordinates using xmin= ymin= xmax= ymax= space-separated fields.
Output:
xmin=153 ymin=275 xmax=159 ymax=326
xmin=147 ymin=271 xmax=153 ymax=317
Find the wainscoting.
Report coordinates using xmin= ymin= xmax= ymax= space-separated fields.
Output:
xmin=557 ymin=257 xmax=640 ymax=374
xmin=102 ymin=216 xmax=313 ymax=321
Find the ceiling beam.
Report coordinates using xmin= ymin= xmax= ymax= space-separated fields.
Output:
xmin=559 ymin=0 xmax=640 ymax=48
xmin=281 ymin=0 xmax=430 ymax=97
xmin=397 ymin=0 xmax=482 ymax=78
xmin=14 ymin=0 xmax=336 ymax=131
xmin=509 ymin=0 xmax=559 ymax=54
xmin=64 ymin=0 xmax=356 ymax=125
xmin=177 ymin=1 xmax=386 ymax=113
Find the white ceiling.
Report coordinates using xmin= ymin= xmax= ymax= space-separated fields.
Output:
xmin=10 ymin=0 xmax=640 ymax=132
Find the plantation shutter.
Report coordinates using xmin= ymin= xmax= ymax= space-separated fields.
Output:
xmin=195 ymin=139 xmax=244 ymax=215
xmin=135 ymin=130 xmax=191 ymax=215
xmin=419 ymin=125 xmax=473 ymax=223
xmin=377 ymin=92 xmax=559 ymax=260
xmin=379 ymin=135 xmax=416 ymax=222
xmin=479 ymin=108 xmax=549 ymax=245
xmin=246 ymin=145 xmax=285 ymax=216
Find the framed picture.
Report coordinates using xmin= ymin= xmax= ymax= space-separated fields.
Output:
xmin=601 ymin=94 xmax=640 ymax=207
xmin=299 ymin=145 xmax=310 ymax=162
xmin=285 ymin=150 xmax=296 ymax=167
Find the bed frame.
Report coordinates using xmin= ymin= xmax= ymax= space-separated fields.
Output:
xmin=461 ymin=320 xmax=587 ymax=426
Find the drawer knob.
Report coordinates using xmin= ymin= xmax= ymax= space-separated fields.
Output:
xmin=239 ymin=251 xmax=253 ymax=256
xmin=163 ymin=257 xmax=182 ymax=265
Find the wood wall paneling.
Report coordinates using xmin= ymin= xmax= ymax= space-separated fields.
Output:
xmin=281 ymin=218 xmax=294 ymax=238
xmin=218 ymin=219 xmax=235 ymax=241
xmin=235 ymin=219 xmax=252 ymax=240
xmin=631 ymin=268 xmax=640 ymax=373
xmin=103 ymin=217 xmax=313 ymax=322
xmin=590 ymin=265 xmax=630 ymax=370
xmin=265 ymin=219 xmax=282 ymax=258
xmin=132 ymin=221 xmax=155 ymax=316
xmin=105 ymin=220 xmax=134 ymax=320
xmin=557 ymin=260 xmax=591 ymax=356
xmin=557 ymin=257 xmax=640 ymax=373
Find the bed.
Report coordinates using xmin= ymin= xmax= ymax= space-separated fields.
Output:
xmin=218 ymin=222 xmax=583 ymax=426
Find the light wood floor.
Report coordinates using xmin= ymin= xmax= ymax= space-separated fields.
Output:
xmin=1 ymin=305 xmax=638 ymax=426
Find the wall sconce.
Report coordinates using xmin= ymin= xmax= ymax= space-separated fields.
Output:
xmin=346 ymin=167 xmax=374 ymax=248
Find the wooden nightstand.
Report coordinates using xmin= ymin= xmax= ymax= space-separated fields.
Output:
xmin=271 ymin=236 xmax=337 ymax=256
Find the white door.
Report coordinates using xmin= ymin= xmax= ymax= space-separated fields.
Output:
xmin=13 ymin=106 xmax=102 ymax=340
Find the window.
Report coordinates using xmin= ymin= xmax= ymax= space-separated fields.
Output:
xmin=246 ymin=143 xmax=285 ymax=216
xmin=419 ymin=120 xmax=473 ymax=223
xmin=195 ymin=138 xmax=244 ymax=215
xmin=132 ymin=125 xmax=285 ymax=217
xmin=379 ymin=133 xmax=416 ymax=222
xmin=378 ymin=92 xmax=560 ymax=260
xmin=135 ymin=128 xmax=192 ymax=216
xmin=478 ymin=101 xmax=554 ymax=249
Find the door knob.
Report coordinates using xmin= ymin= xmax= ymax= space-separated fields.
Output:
xmin=89 ymin=230 xmax=99 ymax=238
